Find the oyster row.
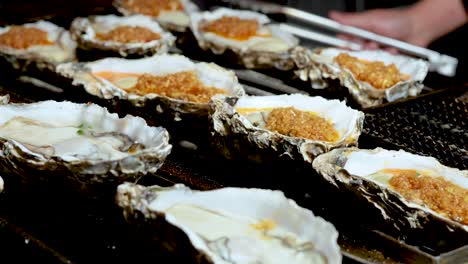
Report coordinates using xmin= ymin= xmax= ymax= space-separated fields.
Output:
xmin=56 ymin=54 xmax=245 ymax=140
xmin=70 ymin=14 xmax=176 ymax=58
xmin=313 ymin=148 xmax=468 ymax=248
xmin=114 ymin=0 xmax=199 ymax=32
xmin=0 ymin=20 xmax=77 ymax=73
xmin=0 ymin=100 xmax=171 ymax=195
xmin=210 ymin=94 xmax=364 ymax=163
xmin=190 ymin=7 xmax=300 ymax=70
xmin=117 ymin=182 xmax=342 ymax=264
xmin=295 ymin=48 xmax=429 ymax=108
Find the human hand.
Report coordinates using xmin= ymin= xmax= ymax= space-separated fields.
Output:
xmin=329 ymin=0 xmax=468 ymax=53
xmin=329 ymin=8 xmax=429 ymax=53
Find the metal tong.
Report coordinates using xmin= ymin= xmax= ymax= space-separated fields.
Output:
xmin=221 ymin=0 xmax=458 ymax=77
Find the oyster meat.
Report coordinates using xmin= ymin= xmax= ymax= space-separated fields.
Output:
xmin=114 ymin=0 xmax=199 ymax=32
xmin=57 ymin=54 xmax=245 ymax=140
xmin=210 ymin=94 xmax=364 ymax=163
xmin=299 ymin=48 xmax=429 ymax=108
xmin=190 ymin=8 xmax=300 ymax=70
xmin=0 ymin=20 xmax=76 ymax=72
xmin=70 ymin=14 xmax=175 ymax=58
xmin=117 ymin=182 xmax=342 ymax=264
xmin=313 ymin=148 xmax=468 ymax=249
xmin=0 ymin=100 xmax=171 ymax=194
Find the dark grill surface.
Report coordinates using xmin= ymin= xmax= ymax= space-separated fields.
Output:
xmin=364 ymin=88 xmax=467 ymax=170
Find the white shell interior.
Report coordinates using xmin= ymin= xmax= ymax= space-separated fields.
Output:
xmin=343 ymin=149 xmax=468 ymax=189
xmin=77 ymin=14 xmax=175 ymax=47
xmin=234 ymin=94 xmax=363 ymax=142
xmin=190 ymin=8 xmax=298 ymax=53
xmin=0 ymin=101 xmax=170 ymax=162
xmin=0 ymin=20 xmax=76 ymax=63
xmin=57 ymin=54 xmax=245 ymax=100
xmin=130 ymin=184 xmax=341 ymax=264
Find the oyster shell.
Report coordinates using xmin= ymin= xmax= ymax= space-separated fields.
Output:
xmin=117 ymin=182 xmax=342 ymax=264
xmin=0 ymin=100 xmax=172 ymax=196
xmin=190 ymin=8 xmax=300 ymax=70
xmin=210 ymin=94 xmax=364 ymax=163
xmin=70 ymin=14 xmax=176 ymax=59
xmin=298 ymin=48 xmax=429 ymax=108
xmin=0 ymin=20 xmax=76 ymax=73
xmin=312 ymin=148 xmax=468 ymax=249
xmin=56 ymin=54 xmax=245 ymax=142
xmin=114 ymin=0 xmax=199 ymax=32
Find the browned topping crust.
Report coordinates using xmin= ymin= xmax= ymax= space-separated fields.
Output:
xmin=385 ymin=169 xmax=468 ymax=225
xmin=265 ymin=107 xmax=339 ymax=142
xmin=335 ymin=53 xmax=410 ymax=89
xmin=121 ymin=0 xmax=183 ymax=17
xmin=125 ymin=71 xmax=226 ymax=103
xmin=201 ymin=16 xmax=264 ymax=41
xmin=96 ymin=26 xmax=161 ymax=43
xmin=0 ymin=26 xmax=53 ymax=49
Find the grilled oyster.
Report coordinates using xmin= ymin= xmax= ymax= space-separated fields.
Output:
xmin=117 ymin=182 xmax=342 ymax=264
xmin=0 ymin=100 xmax=171 ymax=197
xmin=210 ymin=94 xmax=364 ymax=163
xmin=56 ymin=54 xmax=245 ymax=142
xmin=114 ymin=0 xmax=199 ymax=32
xmin=298 ymin=48 xmax=429 ymax=108
xmin=0 ymin=20 xmax=76 ymax=74
xmin=313 ymin=148 xmax=468 ymax=250
xmin=190 ymin=8 xmax=300 ymax=70
xmin=70 ymin=14 xmax=175 ymax=59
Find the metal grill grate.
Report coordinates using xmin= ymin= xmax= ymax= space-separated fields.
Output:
xmin=363 ymin=88 xmax=467 ymax=170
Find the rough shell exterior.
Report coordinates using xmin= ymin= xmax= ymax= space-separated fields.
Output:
xmin=312 ymin=147 xmax=468 ymax=251
xmin=0 ymin=100 xmax=172 ymax=198
xmin=295 ymin=48 xmax=429 ymax=108
xmin=209 ymin=94 xmax=364 ymax=163
xmin=190 ymin=8 xmax=300 ymax=70
xmin=70 ymin=15 xmax=176 ymax=58
xmin=116 ymin=182 xmax=342 ymax=264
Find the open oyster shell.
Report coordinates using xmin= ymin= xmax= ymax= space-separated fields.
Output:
xmin=210 ymin=94 xmax=364 ymax=163
xmin=190 ymin=8 xmax=300 ymax=70
xmin=312 ymin=148 xmax=468 ymax=250
xmin=0 ymin=20 xmax=76 ymax=73
xmin=70 ymin=14 xmax=176 ymax=59
xmin=56 ymin=54 xmax=245 ymax=143
xmin=298 ymin=48 xmax=429 ymax=108
xmin=117 ymin=182 xmax=342 ymax=264
xmin=114 ymin=0 xmax=199 ymax=32
xmin=0 ymin=100 xmax=171 ymax=196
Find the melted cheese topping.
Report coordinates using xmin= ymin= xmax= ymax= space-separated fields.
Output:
xmin=94 ymin=71 xmax=226 ymax=103
xmin=0 ymin=26 xmax=53 ymax=49
xmin=201 ymin=16 xmax=270 ymax=41
xmin=374 ymin=169 xmax=468 ymax=225
xmin=121 ymin=0 xmax=184 ymax=16
xmin=335 ymin=53 xmax=410 ymax=89
xmin=95 ymin=26 xmax=161 ymax=43
xmin=165 ymin=203 xmax=327 ymax=264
